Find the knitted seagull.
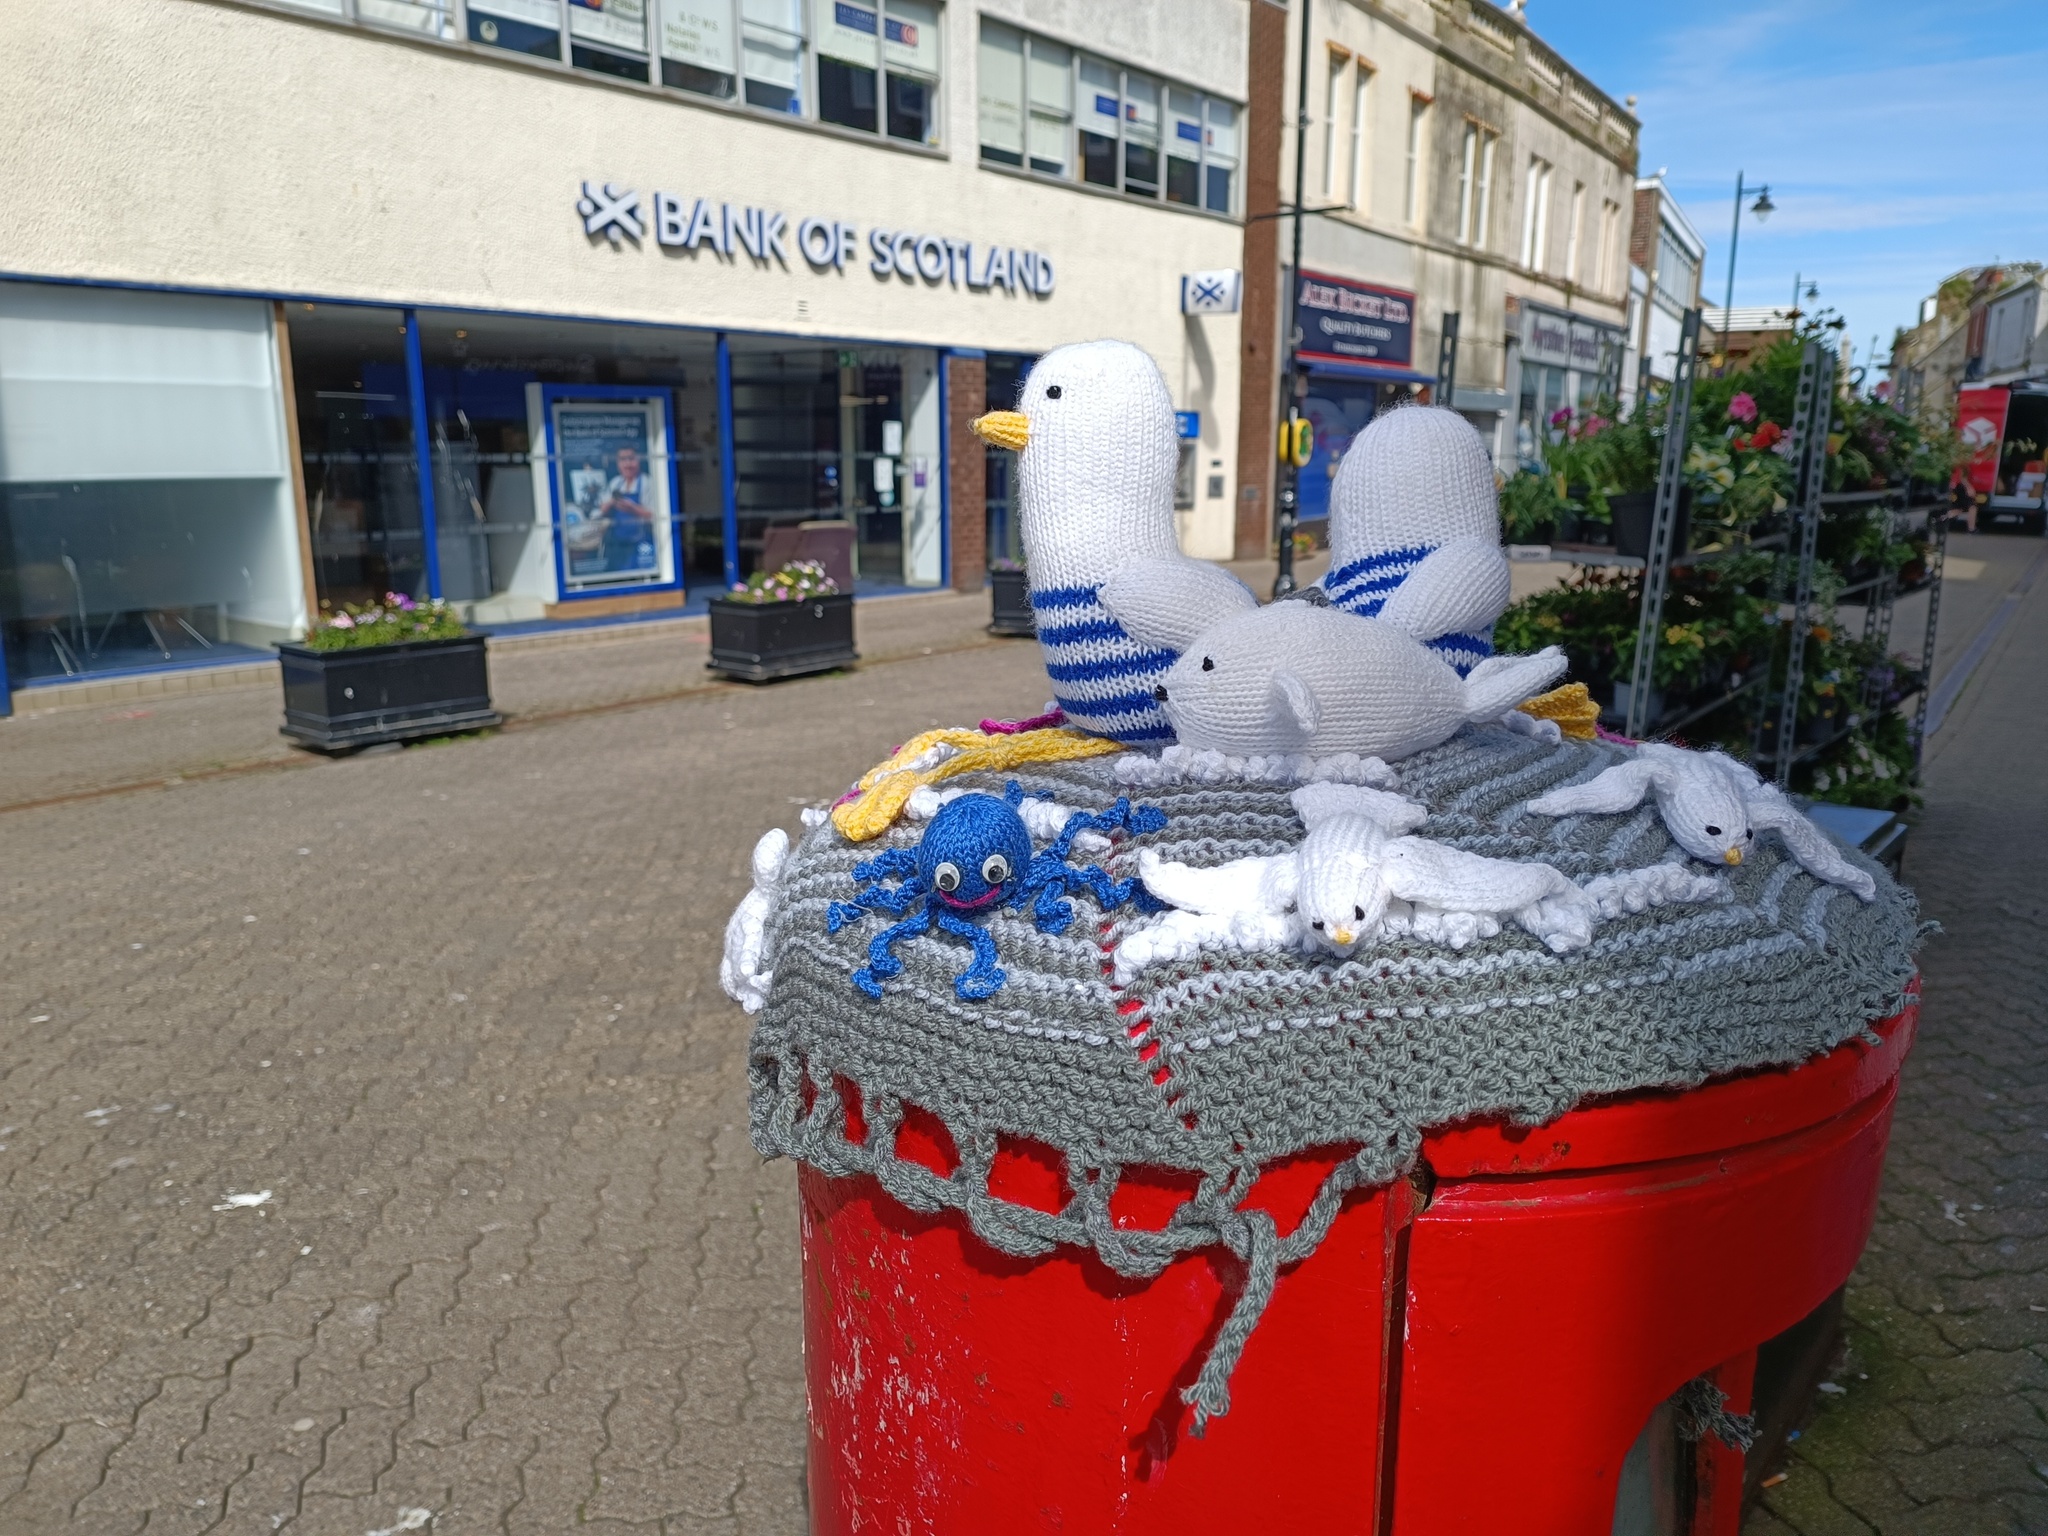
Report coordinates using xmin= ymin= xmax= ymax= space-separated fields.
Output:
xmin=1321 ymin=405 xmax=1512 ymax=677
xmin=1522 ymin=743 xmax=1878 ymax=901
xmin=972 ymin=340 xmax=1256 ymax=744
xmin=1118 ymin=781 xmax=1726 ymax=981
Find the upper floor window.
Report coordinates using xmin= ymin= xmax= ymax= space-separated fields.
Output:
xmin=979 ymin=21 xmax=1239 ymax=215
xmin=1322 ymin=49 xmax=1347 ymax=203
xmin=1403 ymin=95 xmax=1429 ymax=227
xmin=1519 ymin=156 xmax=1552 ymax=271
xmin=1347 ymin=65 xmax=1369 ymax=210
xmin=1655 ymin=223 xmax=1699 ymax=307
xmin=1596 ymin=199 xmax=1620 ymax=293
xmin=1455 ymin=122 xmax=1495 ymax=248
xmin=1565 ymin=181 xmax=1586 ymax=283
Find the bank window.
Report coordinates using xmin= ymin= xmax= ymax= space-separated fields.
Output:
xmin=357 ymin=0 xmax=455 ymax=41
xmin=981 ymin=24 xmax=1238 ymax=215
xmin=815 ymin=0 xmax=939 ymax=141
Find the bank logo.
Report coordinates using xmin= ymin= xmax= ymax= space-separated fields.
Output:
xmin=1181 ymin=269 xmax=1242 ymax=316
xmin=578 ymin=181 xmax=645 ymax=246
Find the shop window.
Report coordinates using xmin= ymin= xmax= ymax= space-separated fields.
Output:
xmin=983 ymin=354 xmax=1033 ymax=567
xmin=0 ymin=282 xmax=307 ymax=686
xmin=570 ymin=0 xmax=652 ymax=81
xmin=470 ymin=0 xmax=561 ymax=59
xmin=1122 ymin=72 xmax=1161 ymax=199
xmin=1079 ymin=56 xmax=1120 ymax=188
xmin=659 ymin=0 xmax=739 ymax=96
xmin=412 ymin=313 xmax=716 ymax=621
xmin=357 ymin=0 xmax=455 ymax=38
xmin=287 ymin=304 xmax=430 ymax=611
xmin=1206 ymin=98 xmax=1238 ymax=213
xmin=978 ymin=20 xmax=1025 ymax=166
xmin=1026 ymin=37 xmax=1071 ymax=175
xmin=743 ymin=0 xmax=805 ymax=113
xmin=1165 ymin=87 xmax=1202 ymax=207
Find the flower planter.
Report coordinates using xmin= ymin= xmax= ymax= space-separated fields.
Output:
xmin=708 ymin=591 xmax=857 ymax=682
xmin=1609 ymin=488 xmax=1694 ymax=561
xmin=277 ymin=634 xmax=500 ymax=751
xmin=988 ymin=569 xmax=1034 ymax=637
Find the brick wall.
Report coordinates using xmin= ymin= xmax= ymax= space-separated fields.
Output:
xmin=946 ymin=351 xmax=988 ymax=592
xmin=1629 ymin=184 xmax=1657 ymax=277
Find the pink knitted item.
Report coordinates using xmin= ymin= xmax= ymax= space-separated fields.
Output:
xmin=1595 ymin=724 xmax=1639 ymax=746
xmin=980 ymin=709 xmax=1067 ymax=734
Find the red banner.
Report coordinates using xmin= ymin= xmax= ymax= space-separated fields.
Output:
xmin=1956 ymin=386 xmax=2010 ymax=495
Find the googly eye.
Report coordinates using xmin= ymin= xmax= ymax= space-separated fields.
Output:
xmin=1704 ymin=825 xmax=1722 ymax=837
xmin=933 ymin=862 xmax=961 ymax=893
xmin=981 ymin=853 xmax=1011 ymax=886
xmin=1045 ymin=385 xmax=1063 ymax=400
xmin=1201 ymin=656 xmax=1214 ymax=671
xmin=1310 ymin=919 xmax=1324 ymax=931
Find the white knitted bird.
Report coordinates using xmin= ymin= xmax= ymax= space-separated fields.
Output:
xmin=1150 ymin=600 xmax=1566 ymax=761
xmin=1322 ymin=405 xmax=1512 ymax=676
xmin=720 ymin=827 xmax=791 ymax=1014
xmin=1522 ymin=743 xmax=1879 ymax=901
xmin=972 ymin=340 xmax=1256 ymax=744
xmin=1116 ymin=781 xmax=1728 ymax=980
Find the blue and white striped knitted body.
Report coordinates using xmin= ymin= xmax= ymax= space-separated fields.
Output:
xmin=1031 ymin=582 xmax=1177 ymax=744
xmin=1324 ymin=542 xmax=1495 ymax=677
xmin=1325 ymin=406 xmax=1511 ymax=679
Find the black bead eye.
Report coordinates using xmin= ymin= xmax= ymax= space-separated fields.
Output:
xmin=1354 ymin=905 xmax=1366 ymax=921
xmin=981 ymin=854 xmax=1011 ymax=886
xmin=933 ymin=862 xmax=961 ymax=893
xmin=1310 ymin=919 xmax=1324 ymax=930
xmin=1745 ymin=828 xmax=1754 ymax=841
xmin=1201 ymin=656 xmax=1214 ymax=671
xmin=1704 ymin=825 xmax=1722 ymax=837
xmin=1045 ymin=384 xmax=1063 ymax=400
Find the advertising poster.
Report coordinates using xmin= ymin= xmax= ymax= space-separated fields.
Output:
xmin=1295 ymin=271 xmax=1415 ymax=370
xmin=659 ymin=0 xmax=735 ymax=72
xmin=1955 ymin=386 xmax=2009 ymax=497
xmin=552 ymin=398 xmax=673 ymax=594
xmin=816 ymin=0 xmax=879 ymax=66
xmin=882 ymin=0 xmax=939 ymax=76
xmin=470 ymin=0 xmax=560 ymax=24
xmin=569 ymin=0 xmax=647 ymax=53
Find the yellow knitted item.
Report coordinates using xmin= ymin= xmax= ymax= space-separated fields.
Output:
xmin=830 ymin=727 xmax=1126 ymax=842
xmin=1517 ymin=682 xmax=1600 ymax=740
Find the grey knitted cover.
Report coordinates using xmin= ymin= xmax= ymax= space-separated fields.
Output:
xmin=747 ymin=722 xmax=1922 ymax=1428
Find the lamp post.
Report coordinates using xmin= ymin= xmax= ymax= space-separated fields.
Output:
xmin=1717 ymin=173 xmax=1773 ymax=373
xmin=1272 ymin=0 xmax=1314 ymax=598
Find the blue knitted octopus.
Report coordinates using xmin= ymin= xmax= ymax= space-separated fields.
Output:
xmin=827 ymin=782 xmax=1167 ymax=1001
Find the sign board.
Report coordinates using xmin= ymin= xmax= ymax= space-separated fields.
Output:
xmin=1295 ymin=270 xmax=1413 ymax=370
xmin=1175 ymin=411 xmax=1200 ymax=440
xmin=1181 ymin=270 xmax=1241 ymax=315
xmin=1957 ymin=385 xmax=2010 ymax=497
xmin=1521 ymin=301 xmax=1625 ymax=380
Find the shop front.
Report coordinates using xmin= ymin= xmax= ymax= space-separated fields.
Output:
xmin=1510 ymin=298 xmax=1627 ymax=469
xmin=1 ymin=0 xmax=1246 ymax=708
xmin=1290 ymin=269 xmax=1431 ymax=529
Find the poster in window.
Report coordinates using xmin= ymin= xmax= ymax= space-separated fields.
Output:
xmin=569 ymin=0 xmax=647 ymax=53
xmin=816 ymin=0 xmax=879 ymax=66
xmin=551 ymin=397 xmax=675 ymax=594
xmin=660 ymin=0 xmax=735 ymax=71
xmin=471 ymin=0 xmax=560 ymax=24
xmin=882 ymin=0 xmax=939 ymax=76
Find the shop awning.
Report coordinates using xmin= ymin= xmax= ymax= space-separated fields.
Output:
xmin=1300 ymin=356 xmax=1436 ymax=385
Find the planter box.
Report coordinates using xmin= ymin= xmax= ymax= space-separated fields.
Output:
xmin=988 ymin=569 xmax=1035 ymax=636
xmin=1609 ymin=488 xmax=1694 ymax=561
xmin=708 ymin=591 xmax=857 ymax=681
xmin=278 ymin=634 xmax=500 ymax=751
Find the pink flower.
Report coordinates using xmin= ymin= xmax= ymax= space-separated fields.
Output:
xmin=1581 ymin=415 xmax=1609 ymax=436
xmin=330 ymin=613 xmax=354 ymax=629
xmin=1549 ymin=407 xmax=1573 ymax=428
xmin=1728 ymin=392 xmax=1758 ymax=424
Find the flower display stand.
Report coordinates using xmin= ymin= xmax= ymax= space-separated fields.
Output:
xmin=988 ymin=568 xmax=1035 ymax=637
xmin=277 ymin=634 xmax=499 ymax=750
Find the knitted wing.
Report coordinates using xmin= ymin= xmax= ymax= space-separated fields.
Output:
xmin=1136 ymin=846 xmax=1297 ymax=918
xmin=1746 ymin=787 xmax=1880 ymax=902
xmin=1372 ymin=539 xmax=1512 ymax=643
xmin=1099 ymin=556 xmax=1259 ymax=651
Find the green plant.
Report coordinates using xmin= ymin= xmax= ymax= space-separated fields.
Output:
xmin=305 ymin=593 xmax=466 ymax=651
xmin=728 ymin=559 xmax=839 ymax=604
xmin=1500 ymin=469 xmax=1568 ymax=541
xmin=1803 ymin=709 xmax=1920 ymax=809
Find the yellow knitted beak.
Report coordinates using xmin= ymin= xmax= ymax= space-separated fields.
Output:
xmin=973 ymin=411 xmax=1030 ymax=451
xmin=1332 ymin=926 xmax=1356 ymax=947
xmin=1723 ymin=847 xmax=1744 ymax=866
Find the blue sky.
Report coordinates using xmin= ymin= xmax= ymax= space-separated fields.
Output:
xmin=1520 ymin=0 xmax=2046 ymax=379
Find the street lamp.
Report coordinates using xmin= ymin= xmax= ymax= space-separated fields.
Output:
xmin=1272 ymin=0 xmax=1315 ymax=598
xmin=1716 ymin=173 xmax=1773 ymax=373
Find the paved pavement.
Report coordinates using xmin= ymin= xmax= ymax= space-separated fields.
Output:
xmin=1745 ymin=536 xmax=2048 ymax=1536
xmin=1 ymin=537 xmax=2043 ymax=1534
